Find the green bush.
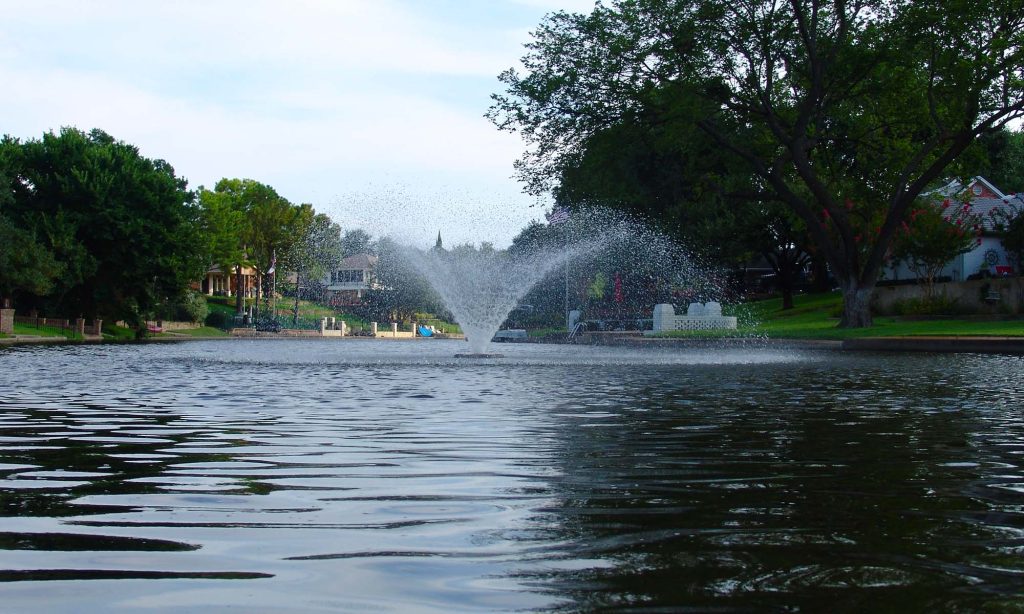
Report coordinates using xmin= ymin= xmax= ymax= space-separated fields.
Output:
xmin=205 ymin=310 xmax=234 ymax=329
xmin=101 ymin=323 xmax=136 ymax=340
xmin=157 ymin=291 xmax=209 ymax=323
xmin=180 ymin=291 xmax=209 ymax=323
xmin=206 ymin=294 xmax=234 ymax=306
xmin=891 ymin=295 xmax=961 ymax=316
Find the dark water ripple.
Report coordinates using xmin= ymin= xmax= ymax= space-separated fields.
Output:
xmin=0 ymin=340 xmax=1022 ymax=611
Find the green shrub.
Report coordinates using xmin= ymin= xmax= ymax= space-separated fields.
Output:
xmin=157 ymin=291 xmax=209 ymax=323
xmin=205 ymin=310 xmax=234 ymax=329
xmin=179 ymin=291 xmax=209 ymax=323
xmin=891 ymin=295 xmax=961 ymax=316
xmin=101 ymin=323 xmax=136 ymax=340
xmin=206 ymin=295 xmax=234 ymax=306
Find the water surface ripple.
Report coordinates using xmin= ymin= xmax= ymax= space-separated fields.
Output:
xmin=0 ymin=340 xmax=1022 ymax=611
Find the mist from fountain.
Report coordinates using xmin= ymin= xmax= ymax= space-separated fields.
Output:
xmin=405 ymin=239 xmax=605 ymax=354
xmin=400 ymin=209 xmax=722 ymax=355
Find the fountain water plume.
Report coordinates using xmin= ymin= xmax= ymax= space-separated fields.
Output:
xmin=397 ymin=207 xmax=725 ymax=355
xmin=405 ymin=238 xmax=606 ymax=354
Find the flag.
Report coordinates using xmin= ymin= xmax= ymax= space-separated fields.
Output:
xmin=267 ymin=250 xmax=276 ymax=275
xmin=546 ymin=206 xmax=570 ymax=225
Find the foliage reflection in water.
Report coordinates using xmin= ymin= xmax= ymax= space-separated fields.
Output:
xmin=0 ymin=340 xmax=1022 ymax=612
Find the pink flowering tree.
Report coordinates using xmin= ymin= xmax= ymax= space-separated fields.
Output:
xmin=890 ymin=199 xmax=982 ymax=297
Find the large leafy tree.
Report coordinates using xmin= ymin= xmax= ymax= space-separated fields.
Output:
xmin=0 ymin=128 xmax=204 ymax=323
xmin=202 ymin=178 xmax=309 ymax=313
xmin=248 ymin=198 xmax=311 ymax=309
xmin=198 ymin=185 xmax=248 ymax=301
xmin=961 ymin=128 xmax=1024 ymax=191
xmin=364 ymin=237 xmax=443 ymax=324
xmin=553 ymin=95 xmax=816 ymax=308
xmin=284 ymin=212 xmax=343 ymax=322
xmin=340 ymin=228 xmax=373 ymax=257
xmin=0 ymin=145 xmax=63 ymax=300
xmin=0 ymin=214 xmax=63 ymax=300
xmin=490 ymin=0 xmax=1024 ymax=326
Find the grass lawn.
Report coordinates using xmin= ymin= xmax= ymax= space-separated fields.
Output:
xmin=417 ymin=319 xmax=462 ymax=335
xmin=102 ymin=324 xmax=138 ymax=341
xmin=13 ymin=322 xmax=81 ymax=339
xmin=285 ymin=300 xmax=336 ymax=319
xmin=165 ymin=327 xmax=230 ymax=338
xmin=206 ymin=295 xmax=381 ymax=331
xmin=206 ymin=300 xmax=238 ymax=316
xmin=655 ymin=291 xmax=1024 ymax=339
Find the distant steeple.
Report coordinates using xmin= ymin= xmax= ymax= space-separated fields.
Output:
xmin=435 ymin=231 xmax=443 ymax=250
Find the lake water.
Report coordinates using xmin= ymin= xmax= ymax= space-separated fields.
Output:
xmin=0 ymin=339 xmax=1022 ymax=611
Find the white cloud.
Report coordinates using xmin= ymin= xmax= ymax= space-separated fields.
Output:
xmin=2 ymin=0 xmax=513 ymax=79
xmin=0 ymin=0 xmax=558 ymax=244
xmin=509 ymin=0 xmax=598 ymax=10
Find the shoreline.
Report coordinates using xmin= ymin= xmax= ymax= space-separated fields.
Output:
xmin=3 ymin=332 xmax=1024 ymax=355
xmin=581 ymin=334 xmax=1024 ymax=355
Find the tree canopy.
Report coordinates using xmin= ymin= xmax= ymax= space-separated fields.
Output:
xmin=0 ymin=214 xmax=63 ymax=299
xmin=490 ymin=0 xmax=1024 ymax=326
xmin=198 ymin=178 xmax=313 ymax=313
xmin=0 ymin=127 xmax=205 ymax=323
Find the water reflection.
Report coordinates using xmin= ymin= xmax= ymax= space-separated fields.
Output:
xmin=0 ymin=341 xmax=1021 ymax=611
xmin=522 ymin=358 xmax=1024 ymax=611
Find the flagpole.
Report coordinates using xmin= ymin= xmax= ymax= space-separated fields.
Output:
xmin=269 ymin=249 xmax=277 ymax=318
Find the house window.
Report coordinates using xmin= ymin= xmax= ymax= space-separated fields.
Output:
xmin=334 ymin=270 xmax=364 ymax=283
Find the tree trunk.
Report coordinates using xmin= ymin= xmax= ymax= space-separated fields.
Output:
xmin=776 ymin=259 xmax=796 ymax=310
xmin=810 ymin=257 xmax=831 ymax=292
xmin=766 ymin=249 xmax=800 ymax=310
xmin=235 ymin=265 xmax=244 ymax=314
xmin=780 ymin=278 xmax=794 ymax=310
xmin=293 ymin=270 xmax=301 ymax=327
xmin=839 ymin=279 xmax=874 ymax=328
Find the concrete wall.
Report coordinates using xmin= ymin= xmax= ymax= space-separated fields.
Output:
xmin=144 ymin=320 xmax=199 ymax=331
xmin=872 ymin=277 xmax=1024 ymax=315
xmin=375 ymin=330 xmax=415 ymax=338
xmin=0 ymin=309 xmax=13 ymax=334
xmin=651 ymin=303 xmax=737 ymax=332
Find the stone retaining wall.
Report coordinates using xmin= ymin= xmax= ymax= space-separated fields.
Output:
xmin=843 ymin=336 xmax=1024 ymax=355
xmin=872 ymin=278 xmax=1024 ymax=314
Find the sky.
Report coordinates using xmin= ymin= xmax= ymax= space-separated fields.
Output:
xmin=0 ymin=0 xmax=598 ymax=247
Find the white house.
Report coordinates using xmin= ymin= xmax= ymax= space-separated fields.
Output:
xmin=882 ymin=177 xmax=1023 ymax=282
xmin=323 ymin=254 xmax=378 ymax=305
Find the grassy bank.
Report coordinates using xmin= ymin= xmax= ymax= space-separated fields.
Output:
xmin=656 ymin=292 xmax=1024 ymax=339
xmin=12 ymin=323 xmax=82 ymax=339
xmin=164 ymin=327 xmax=230 ymax=338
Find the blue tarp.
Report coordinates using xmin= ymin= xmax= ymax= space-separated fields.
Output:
xmin=418 ymin=325 xmax=433 ymax=337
